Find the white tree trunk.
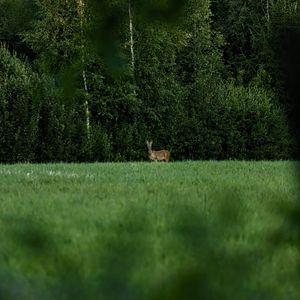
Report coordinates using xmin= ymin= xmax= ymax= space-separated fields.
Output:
xmin=82 ymin=70 xmax=90 ymax=138
xmin=266 ymin=0 xmax=270 ymax=21
xmin=128 ymin=0 xmax=135 ymax=73
xmin=78 ymin=0 xmax=90 ymax=139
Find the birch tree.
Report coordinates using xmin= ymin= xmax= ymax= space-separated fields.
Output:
xmin=128 ymin=0 xmax=135 ymax=75
xmin=78 ymin=0 xmax=90 ymax=139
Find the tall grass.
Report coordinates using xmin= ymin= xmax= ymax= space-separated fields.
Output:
xmin=0 ymin=161 xmax=299 ymax=299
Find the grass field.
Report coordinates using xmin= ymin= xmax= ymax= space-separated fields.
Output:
xmin=0 ymin=161 xmax=300 ymax=299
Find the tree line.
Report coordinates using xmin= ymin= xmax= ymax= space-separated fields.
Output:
xmin=0 ymin=0 xmax=299 ymax=163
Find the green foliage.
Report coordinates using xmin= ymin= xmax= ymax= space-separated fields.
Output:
xmin=89 ymin=125 xmax=112 ymax=161
xmin=211 ymin=0 xmax=300 ymax=155
xmin=33 ymin=76 xmax=65 ymax=162
xmin=0 ymin=47 xmax=39 ymax=162
xmin=214 ymin=84 xmax=292 ymax=159
xmin=22 ymin=0 xmax=82 ymax=73
xmin=268 ymin=1 xmax=300 ymax=152
xmin=175 ymin=82 xmax=292 ymax=160
xmin=0 ymin=0 xmax=37 ymax=58
xmin=0 ymin=0 xmax=297 ymax=161
xmin=134 ymin=21 xmax=185 ymax=150
xmin=211 ymin=0 xmax=271 ymax=84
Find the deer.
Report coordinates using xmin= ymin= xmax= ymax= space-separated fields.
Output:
xmin=146 ymin=140 xmax=170 ymax=162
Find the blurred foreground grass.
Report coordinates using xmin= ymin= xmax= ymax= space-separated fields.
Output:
xmin=0 ymin=161 xmax=299 ymax=299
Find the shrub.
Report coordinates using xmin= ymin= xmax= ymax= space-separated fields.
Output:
xmin=175 ymin=82 xmax=292 ymax=160
xmin=0 ymin=47 xmax=39 ymax=163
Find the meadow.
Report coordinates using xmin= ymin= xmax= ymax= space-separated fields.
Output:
xmin=0 ymin=161 xmax=299 ymax=299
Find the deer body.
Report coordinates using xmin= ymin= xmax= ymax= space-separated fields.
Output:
xmin=146 ymin=140 xmax=170 ymax=162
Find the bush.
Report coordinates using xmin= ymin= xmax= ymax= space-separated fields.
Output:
xmin=218 ymin=84 xmax=292 ymax=159
xmin=175 ymin=82 xmax=292 ymax=160
xmin=0 ymin=47 xmax=40 ymax=163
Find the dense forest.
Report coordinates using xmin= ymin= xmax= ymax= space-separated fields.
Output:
xmin=0 ymin=0 xmax=299 ymax=162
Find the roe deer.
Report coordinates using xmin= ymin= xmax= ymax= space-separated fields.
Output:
xmin=146 ymin=140 xmax=170 ymax=162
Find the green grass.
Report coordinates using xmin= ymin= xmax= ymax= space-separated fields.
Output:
xmin=0 ymin=161 xmax=299 ymax=299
